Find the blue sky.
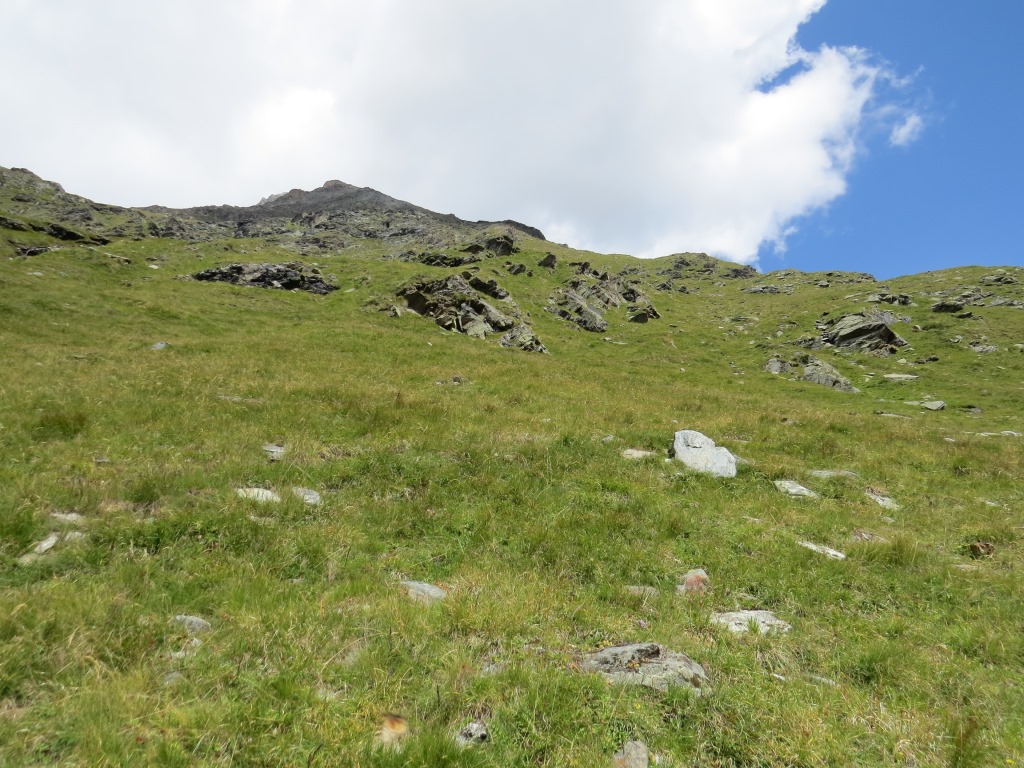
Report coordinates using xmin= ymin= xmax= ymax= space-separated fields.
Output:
xmin=1 ymin=1 xmax=1019 ymax=279
xmin=766 ymin=1 xmax=1024 ymax=278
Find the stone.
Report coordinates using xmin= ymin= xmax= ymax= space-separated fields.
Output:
xmin=262 ymin=443 xmax=286 ymax=461
xmin=865 ymin=488 xmax=900 ymax=511
xmin=671 ymin=430 xmax=737 ymax=478
xmin=677 ymin=569 xmax=710 ymax=595
xmin=797 ymin=541 xmax=846 ymax=560
xmin=821 ymin=313 xmax=908 ymax=355
xmin=499 ymin=324 xmax=548 ymax=353
xmin=883 ymin=373 xmax=918 ymax=382
xmin=172 ymin=615 xmax=212 ymax=635
xmin=711 ymin=610 xmax=791 ymax=635
xmin=774 ymin=480 xmax=818 ymax=498
xmin=150 ymin=341 xmax=170 ymax=350
xmin=801 ymin=357 xmax=859 ymax=393
xmin=538 ymin=253 xmax=558 ymax=269
xmin=622 ymin=448 xmax=656 ymax=459
xmin=970 ymin=342 xmax=998 ymax=353
xmin=400 ymin=581 xmax=447 ymax=604
xmin=613 ymin=741 xmax=650 ymax=768
xmin=31 ymin=533 xmax=62 ymax=554
xmin=764 ymin=358 xmax=791 ymax=374
xmin=236 ymin=488 xmax=281 ymax=503
xmin=455 ymin=721 xmax=490 ymax=748
xmin=193 ymin=262 xmax=338 ymax=294
xmin=581 ymin=642 xmax=709 ymax=694
xmin=51 ymin=512 xmax=85 ymax=524
xmin=292 ymin=487 xmax=322 ymax=506
xmin=921 ymin=401 xmax=946 ymax=411
xmin=932 ymin=300 xmax=964 ymax=313
xmin=808 ymin=470 xmax=859 ymax=480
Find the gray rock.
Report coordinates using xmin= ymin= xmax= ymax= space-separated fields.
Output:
xmin=581 ymin=642 xmax=709 ymax=694
xmin=821 ymin=313 xmax=908 ymax=355
xmin=808 ymin=470 xmax=859 ymax=479
xmin=711 ymin=610 xmax=791 ymax=634
xmin=865 ymin=488 xmax=900 ymax=511
xmin=455 ymin=721 xmax=490 ymax=748
xmin=30 ymin=532 xmax=62 ymax=555
xmin=291 ymin=487 xmax=322 ymax=506
xmin=150 ymin=341 xmax=170 ymax=350
xmin=932 ymin=300 xmax=964 ymax=313
xmin=796 ymin=540 xmax=846 ymax=560
xmin=400 ymin=580 xmax=447 ymax=604
xmin=499 ymin=324 xmax=548 ymax=353
xmin=613 ymin=741 xmax=649 ymax=768
xmin=801 ymin=358 xmax=859 ymax=393
xmin=262 ymin=443 xmax=286 ymax=461
xmin=922 ymin=400 xmax=946 ymax=411
xmin=764 ymin=358 xmax=791 ymax=374
xmin=194 ymin=262 xmax=338 ymax=294
xmin=883 ymin=373 xmax=918 ymax=382
xmin=970 ymin=342 xmax=998 ymax=353
xmin=622 ymin=448 xmax=656 ymax=459
xmin=671 ymin=430 xmax=737 ymax=478
xmin=236 ymin=487 xmax=281 ymax=503
xmin=173 ymin=615 xmax=212 ymax=635
xmin=774 ymin=480 xmax=818 ymax=498
xmin=51 ymin=512 xmax=85 ymax=524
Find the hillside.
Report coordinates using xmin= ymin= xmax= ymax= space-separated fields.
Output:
xmin=1 ymin=166 xmax=1022 ymax=767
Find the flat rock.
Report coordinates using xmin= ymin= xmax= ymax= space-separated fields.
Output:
xmin=150 ymin=341 xmax=170 ymax=350
xmin=622 ymin=448 xmax=656 ymax=459
xmin=262 ymin=443 xmax=286 ymax=461
xmin=581 ymin=642 xmax=709 ymax=694
xmin=236 ymin=487 xmax=281 ymax=503
xmin=774 ymin=480 xmax=818 ymax=498
xmin=808 ymin=469 xmax=859 ymax=479
xmin=400 ymin=580 xmax=447 ymax=604
xmin=922 ymin=400 xmax=946 ymax=410
xmin=51 ymin=512 xmax=85 ymax=524
xmin=172 ymin=615 xmax=212 ymax=635
xmin=613 ymin=741 xmax=650 ymax=768
xmin=291 ymin=487 xmax=322 ymax=506
xmin=883 ymin=373 xmax=918 ymax=382
xmin=671 ymin=430 xmax=737 ymax=478
xmin=797 ymin=540 xmax=847 ymax=560
xmin=625 ymin=585 xmax=659 ymax=597
xmin=865 ymin=488 xmax=900 ymax=511
xmin=711 ymin=610 xmax=791 ymax=635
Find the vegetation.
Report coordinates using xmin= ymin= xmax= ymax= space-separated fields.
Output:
xmin=1 ymin=170 xmax=1022 ymax=766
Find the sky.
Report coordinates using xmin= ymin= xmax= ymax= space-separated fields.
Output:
xmin=1 ymin=0 xmax=1021 ymax=279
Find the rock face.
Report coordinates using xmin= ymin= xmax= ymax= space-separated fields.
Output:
xmin=711 ymin=610 xmax=791 ymax=634
xmin=581 ymin=642 xmax=709 ymax=694
xmin=193 ymin=263 xmax=338 ymax=294
xmin=671 ymin=430 xmax=737 ymax=478
xmin=547 ymin=273 xmax=658 ymax=333
xmin=397 ymin=274 xmax=546 ymax=353
xmin=820 ymin=313 xmax=908 ymax=355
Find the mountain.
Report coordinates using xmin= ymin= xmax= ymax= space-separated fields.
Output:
xmin=1 ymin=166 xmax=1022 ymax=766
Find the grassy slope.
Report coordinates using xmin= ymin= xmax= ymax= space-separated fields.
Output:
xmin=0 ymin=229 xmax=1022 ymax=767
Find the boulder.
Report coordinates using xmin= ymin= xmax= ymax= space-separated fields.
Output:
xmin=671 ymin=430 xmax=737 ymax=478
xmin=581 ymin=642 xmax=709 ymax=693
xmin=193 ymin=263 xmax=338 ymax=294
xmin=801 ymin=357 xmax=859 ymax=393
xmin=537 ymin=253 xmax=558 ymax=269
xmin=821 ymin=313 xmax=908 ymax=355
xmin=764 ymin=358 xmax=791 ymax=374
xmin=932 ymin=300 xmax=964 ymax=313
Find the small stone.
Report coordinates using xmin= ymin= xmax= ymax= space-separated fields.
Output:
xmin=922 ymin=401 xmax=946 ymax=411
xmin=613 ymin=740 xmax=650 ymax=768
xmin=865 ymin=488 xmax=900 ymax=511
xmin=400 ymin=581 xmax=447 ymax=604
xmin=292 ymin=487 xmax=322 ymax=506
xmin=797 ymin=541 xmax=846 ymax=560
xmin=455 ymin=720 xmax=490 ymax=748
xmin=236 ymin=488 xmax=281 ymax=503
xmin=774 ymin=480 xmax=818 ymax=498
xmin=150 ymin=341 xmax=170 ymax=350
xmin=622 ymin=449 xmax=656 ymax=459
xmin=808 ymin=470 xmax=859 ymax=480
xmin=711 ymin=610 xmax=791 ymax=635
xmin=172 ymin=615 xmax=212 ymax=635
xmin=883 ymin=373 xmax=918 ymax=382
xmin=262 ymin=443 xmax=286 ymax=461
xmin=677 ymin=568 xmax=710 ymax=595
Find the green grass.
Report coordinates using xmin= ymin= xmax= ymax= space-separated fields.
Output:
xmin=1 ymin=227 xmax=1022 ymax=766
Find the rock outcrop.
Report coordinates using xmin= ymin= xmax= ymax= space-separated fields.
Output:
xmin=193 ymin=263 xmax=338 ymax=294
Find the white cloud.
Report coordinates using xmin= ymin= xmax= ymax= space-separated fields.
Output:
xmin=0 ymin=0 xmax=917 ymax=264
xmin=890 ymin=113 xmax=925 ymax=147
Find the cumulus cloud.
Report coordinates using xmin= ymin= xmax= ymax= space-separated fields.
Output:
xmin=0 ymin=0 xmax=918 ymax=264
